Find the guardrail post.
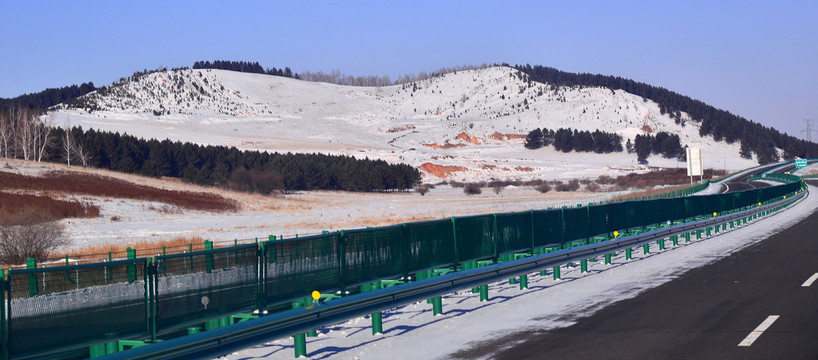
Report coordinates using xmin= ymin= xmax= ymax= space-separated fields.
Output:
xmin=479 ymin=284 xmax=489 ymax=301
xmin=519 ymin=274 xmax=528 ymax=290
xmin=431 ymin=296 xmax=443 ymax=316
xmin=657 ymin=239 xmax=665 ymax=251
xmin=723 ymin=223 xmax=727 ymax=231
xmin=685 ymin=232 xmax=691 ymax=243
xmin=372 ymin=312 xmax=383 ymax=335
xmin=706 ymin=227 xmax=711 ymax=237
xmin=604 ymin=253 xmax=614 ymax=265
xmin=293 ymin=333 xmax=307 ymax=358
xmin=671 ymin=236 xmax=678 ymax=247
xmin=553 ymin=266 xmax=561 ymax=280
xmin=697 ymin=229 xmax=702 ymax=239
xmin=626 ymin=248 xmax=632 ymax=260
xmin=714 ymin=224 xmax=719 ymax=234
xmin=580 ymin=259 xmax=588 ymax=273
xmin=643 ymin=243 xmax=650 ymax=255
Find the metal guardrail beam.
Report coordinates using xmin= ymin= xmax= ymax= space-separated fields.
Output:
xmin=104 ymin=190 xmax=806 ymax=360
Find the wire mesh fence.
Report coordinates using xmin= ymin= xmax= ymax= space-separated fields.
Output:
xmin=0 ymin=180 xmax=804 ymax=359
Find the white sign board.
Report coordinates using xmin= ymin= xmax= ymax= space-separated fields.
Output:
xmin=686 ymin=147 xmax=703 ymax=176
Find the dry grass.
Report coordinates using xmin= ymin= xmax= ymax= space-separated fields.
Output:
xmin=608 ymin=183 xmax=694 ymax=202
xmin=0 ymin=169 xmax=240 ymax=213
xmin=0 ymin=192 xmax=100 ymax=225
xmin=50 ymin=236 xmax=215 ymax=263
xmin=612 ymin=168 xmax=725 ymax=190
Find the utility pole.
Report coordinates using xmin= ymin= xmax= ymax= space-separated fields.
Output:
xmin=802 ymin=119 xmax=816 ymax=142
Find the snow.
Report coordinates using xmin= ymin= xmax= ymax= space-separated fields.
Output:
xmin=219 ymin=186 xmax=815 ymax=360
xmin=49 ymin=66 xmax=758 ymax=183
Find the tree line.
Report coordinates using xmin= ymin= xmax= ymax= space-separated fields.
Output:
xmin=0 ymin=83 xmax=96 ymax=113
xmin=0 ymin=110 xmax=421 ymax=192
xmin=524 ymin=127 xmax=623 ymax=154
xmin=514 ymin=64 xmax=818 ymax=163
xmin=193 ymin=60 xmax=297 ymax=79
xmin=632 ymin=132 xmax=685 ymax=163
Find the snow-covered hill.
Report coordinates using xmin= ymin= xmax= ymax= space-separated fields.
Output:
xmin=49 ymin=66 xmax=758 ymax=181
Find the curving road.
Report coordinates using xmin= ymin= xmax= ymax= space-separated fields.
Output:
xmin=456 ymin=164 xmax=818 ymax=359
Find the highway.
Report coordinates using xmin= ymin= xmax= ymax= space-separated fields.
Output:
xmin=719 ymin=163 xmax=787 ymax=193
xmin=456 ymin=171 xmax=818 ymax=360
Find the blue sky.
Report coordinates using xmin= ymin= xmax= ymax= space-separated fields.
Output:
xmin=1 ymin=1 xmax=816 ymax=137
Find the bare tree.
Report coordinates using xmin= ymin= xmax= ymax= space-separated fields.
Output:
xmin=63 ymin=119 xmax=73 ymax=166
xmin=0 ymin=110 xmax=12 ymax=158
xmin=62 ymin=122 xmax=90 ymax=167
xmin=0 ymin=221 xmax=69 ymax=264
xmin=34 ymin=114 xmax=54 ymax=162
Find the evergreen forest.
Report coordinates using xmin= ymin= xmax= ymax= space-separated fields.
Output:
xmin=514 ymin=64 xmax=815 ymax=162
xmin=524 ymin=127 xmax=623 ymax=154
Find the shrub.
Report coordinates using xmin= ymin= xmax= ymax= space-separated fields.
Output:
xmin=585 ymin=183 xmax=601 ymax=192
xmin=488 ymin=180 xmax=505 ymax=194
xmin=597 ymin=175 xmax=616 ymax=185
xmin=535 ymin=183 xmax=552 ymax=193
xmin=415 ymin=183 xmax=432 ymax=196
xmin=0 ymin=221 xmax=69 ymax=264
xmin=464 ymin=182 xmax=482 ymax=195
xmin=555 ymin=179 xmax=581 ymax=192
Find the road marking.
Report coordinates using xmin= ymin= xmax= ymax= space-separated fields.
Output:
xmin=738 ymin=315 xmax=779 ymax=347
xmin=802 ymin=273 xmax=818 ymax=287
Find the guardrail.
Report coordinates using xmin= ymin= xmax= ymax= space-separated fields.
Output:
xmin=107 ymin=187 xmax=807 ymax=360
xmin=0 ymin=180 xmax=806 ymax=359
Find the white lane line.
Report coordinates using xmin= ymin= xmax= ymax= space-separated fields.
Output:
xmin=802 ymin=273 xmax=818 ymax=287
xmin=738 ymin=315 xmax=779 ymax=347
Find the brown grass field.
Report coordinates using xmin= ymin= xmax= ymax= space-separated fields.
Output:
xmin=0 ymin=169 xmax=240 ymax=224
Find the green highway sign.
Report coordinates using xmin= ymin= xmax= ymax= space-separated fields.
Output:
xmin=795 ymin=159 xmax=807 ymax=168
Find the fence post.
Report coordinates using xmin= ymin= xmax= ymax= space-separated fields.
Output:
xmin=127 ymin=248 xmax=136 ymax=284
xmin=338 ymin=231 xmax=347 ymax=294
xmin=26 ymin=257 xmax=38 ymax=297
xmin=451 ymin=218 xmax=460 ymax=269
xmin=530 ymin=210 xmax=536 ymax=255
xmin=492 ymin=214 xmax=499 ymax=261
xmin=1 ymin=269 xmax=7 ymax=360
xmin=204 ymin=240 xmax=213 ymax=273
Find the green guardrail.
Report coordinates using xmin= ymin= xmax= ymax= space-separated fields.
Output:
xmin=0 ymin=180 xmax=805 ymax=359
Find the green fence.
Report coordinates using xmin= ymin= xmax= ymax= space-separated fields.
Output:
xmin=0 ymin=180 xmax=805 ymax=359
xmin=5 ymin=259 xmax=149 ymax=358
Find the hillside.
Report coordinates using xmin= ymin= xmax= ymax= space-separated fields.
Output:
xmin=50 ymin=66 xmax=759 ymax=182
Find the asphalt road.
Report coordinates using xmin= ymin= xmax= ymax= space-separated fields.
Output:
xmin=458 ymin=184 xmax=818 ymax=359
xmin=720 ymin=164 xmax=785 ymax=193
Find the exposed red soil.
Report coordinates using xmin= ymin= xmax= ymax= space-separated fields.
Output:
xmin=419 ymin=163 xmax=468 ymax=178
xmin=422 ymin=141 xmax=466 ymax=150
xmin=456 ymin=132 xmax=480 ymax=145
xmin=490 ymin=132 xmax=527 ymax=141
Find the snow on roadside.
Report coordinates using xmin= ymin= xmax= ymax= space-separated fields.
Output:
xmin=221 ymin=187 xmax=816 ymax=360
